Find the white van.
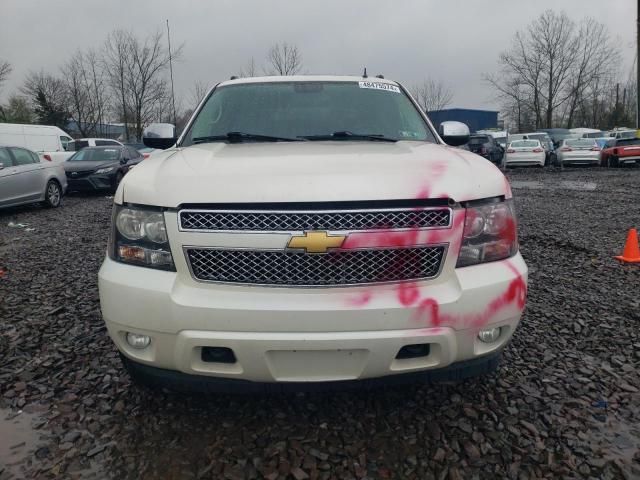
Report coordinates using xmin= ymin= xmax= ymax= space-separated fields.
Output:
xmin=0 ymin=123 xmax=73 ymax=161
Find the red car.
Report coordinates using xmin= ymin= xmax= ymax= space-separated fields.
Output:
xmin=600 ymin=138 xmax=640 ymax=167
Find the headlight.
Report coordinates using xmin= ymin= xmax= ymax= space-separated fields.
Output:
xmin=95 ymin=167 xmax=115 ymax=174
xmin=456 ymin=199 xmax=518 ymax=268
xmin=109 ymin=205 xmax=174 ymax=270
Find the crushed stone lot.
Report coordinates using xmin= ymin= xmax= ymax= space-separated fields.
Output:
xmin=1 ymin=167 xmax=639 ymax=480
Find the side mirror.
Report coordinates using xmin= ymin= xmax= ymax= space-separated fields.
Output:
xmin=143 ymin=123 xmax=177 ymax=150
xmin=438 ymin=121 xmax=470 ymax=147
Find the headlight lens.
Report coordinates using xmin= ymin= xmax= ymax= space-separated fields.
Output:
xmin=456 ymin=200 xmax=518 ymax=268
xmin=109 ymin=205 xmax=174 ymax=270
xmin=95 ymin=167 xmax=115 ymax=174
xmin=116 ymin=208 xmax=146 ymax=240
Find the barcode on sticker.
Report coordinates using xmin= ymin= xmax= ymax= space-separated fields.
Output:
xmin=358 ymin=81 xmax=400 ymax=93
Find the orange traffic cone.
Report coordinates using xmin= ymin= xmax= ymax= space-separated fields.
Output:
xmin=615 ymin=228 xmax=640 ymax=264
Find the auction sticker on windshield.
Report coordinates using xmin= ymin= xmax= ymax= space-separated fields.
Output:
xmin=358 ymin=81 xmax=400 ymax=93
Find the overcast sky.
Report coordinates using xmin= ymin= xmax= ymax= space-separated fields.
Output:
xmin=0 ymin=0 xmax=636 ymax=111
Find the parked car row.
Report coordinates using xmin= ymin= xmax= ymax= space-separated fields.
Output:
xmin=501 ymin=136 xmax=639 ymax=168
xmin=469 ymin=127 xmax=640 ymax=168
xmin=0 ymin=144 xmax=144 ymax=209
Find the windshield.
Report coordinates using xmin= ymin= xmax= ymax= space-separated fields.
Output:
xmin=468 ymin=136 xmax=489 ymax=144
xmin=181 ymin=81 xmax=436 ymax=145
xmin=511 ymin=140 xmax=539 ymax=148
xmin=566 ymin=139 xmax=596 ymax=148
xmin=68 ymin=148 xmax=120 ymax=162
xmin=527 ymin=134 xmax=548 ymax=142
xmin=617 ymin=138 xmax=640 ymax=146
xmin=618 ymin=130 xmax=636 ymax=139
xmin=67 ymin=140 xmax=89 ymax=152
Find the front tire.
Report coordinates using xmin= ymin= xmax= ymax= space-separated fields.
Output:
xmin=42 ymin=180 xmax=62 ymax=208
xmin=609 ymin=156 xmax=619 ymax=168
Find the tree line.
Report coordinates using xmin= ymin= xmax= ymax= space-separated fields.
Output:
xmin=486 ymin=10 xmax=634 ymax=132
xmin=1 ymin=11 xmax=632 ymax=139
xmin=0 ymin=30 xmax=455 ymax=141
xmin=0 ymin=29 xmax=181 ymax=140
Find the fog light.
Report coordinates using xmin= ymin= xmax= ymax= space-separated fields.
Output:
xmin=126 ymin=332 xmax=151 ymax=349
xmin=478 ymin=327 xmax=501 ymax=343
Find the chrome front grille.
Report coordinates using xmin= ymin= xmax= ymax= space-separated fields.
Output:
xmin=66 ymin=170 xmax=94 ymax=179
xmin=185 ymin=246 xmax=446 ymax=286
xmin=179 ymin=208 xmax=451 ymax=232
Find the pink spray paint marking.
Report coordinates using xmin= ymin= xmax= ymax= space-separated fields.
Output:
xmin=343 ymin=158 xmax=527 ymax=331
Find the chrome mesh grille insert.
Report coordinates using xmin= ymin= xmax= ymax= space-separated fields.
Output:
xmin=179 ymin=208 xmax=451 ymax=232
xmin=185 ymin=246 xmax=446 ymax=286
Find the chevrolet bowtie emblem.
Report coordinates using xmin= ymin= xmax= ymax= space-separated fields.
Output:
xmin=287 ymin=231 xmax=347 ymax=254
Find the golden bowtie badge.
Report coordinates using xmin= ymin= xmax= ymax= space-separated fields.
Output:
xmin=287 ymin=231 xmax=347 ymax=254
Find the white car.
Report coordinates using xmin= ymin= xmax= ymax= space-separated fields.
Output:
xmin=98 ymin=75 xmax=528 ymax=391
xmin=555 ymin=138 xmax=601 ymax=166
xmin=37 ymin=138 xmax=125 ymax=164
xmin=505 ymin=139 xmax=545 ymax=167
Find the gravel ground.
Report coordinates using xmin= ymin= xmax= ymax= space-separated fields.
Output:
xmin=1 ymin=167 xmax=639 ymax=480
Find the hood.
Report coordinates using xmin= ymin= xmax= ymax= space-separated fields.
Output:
xmin=64 ymin=160 xmax=119 ymax=172
xmin=121 ymin=141 xmax=511 ymax=207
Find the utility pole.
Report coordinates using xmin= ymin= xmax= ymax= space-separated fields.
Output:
xmin=166 ymin=19 xmax=177 ymax=127
xmin=637 ymin=0 xmax=639 ymax=128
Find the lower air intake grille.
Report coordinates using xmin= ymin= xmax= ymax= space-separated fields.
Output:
xmin=185 ymin=246 xmax=445 ymax=286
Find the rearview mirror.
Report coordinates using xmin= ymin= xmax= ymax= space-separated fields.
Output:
xmin=143 ymin=123 xmax=177 ymax=150
xmin=438 ymin=121 xmax=470 ymax=147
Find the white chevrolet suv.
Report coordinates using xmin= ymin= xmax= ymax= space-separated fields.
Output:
xmin=98 ymin=76 xmax=528 ymax=392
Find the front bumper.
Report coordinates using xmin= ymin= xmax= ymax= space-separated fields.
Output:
xmin=618 ymin=156 xmax=640 ymax=164
xmin=121 ymin=349 xmax=503 ymax=393
xmin=558 ymin=156 xmax=600 ymax=165
xmin=67 ymin=174 xmax=115 ymax=191
xmin=99 ymin=253 xmax=527 ymax=384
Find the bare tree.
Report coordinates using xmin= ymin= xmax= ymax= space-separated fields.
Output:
xmin=104 ymin=30 xmax=134 ymax=140
xmin=530 ymin=11 xmax=579 ymax=127
xmin=239 ymin=57 xmax=258 ymax=78
xmin=21 ymin=70 xmax=68 ymax=127
xmin=64 ymin=49 xmax=110 ymax=136
xmin=487 ymin=10 xmax=622 ymax=130
xmin=410 ymin=78 xmax=453 ymax=113
xmin=563 ymin=19 xmax=620 ymax=127
xmin=189 ymin=80 xmax=208 ymax=109
xmin=126 ymin=30 xmax=182 ymax=139
xmin=0 ymin=60 xmax=11 ymax=93
xmin=104 ymin=29 xmax=181 ymax=140
xmin=265 ymin=43 xmax=302 ymax=76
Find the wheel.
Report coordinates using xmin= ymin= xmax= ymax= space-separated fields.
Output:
xmin=610 ymin=156 xmax=619 ymax=168
xmin=42 ymin=180 xmax=62 ymax=208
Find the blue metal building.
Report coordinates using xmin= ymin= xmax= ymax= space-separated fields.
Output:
xmin=427 ymin=108 xmax=499 ymax=133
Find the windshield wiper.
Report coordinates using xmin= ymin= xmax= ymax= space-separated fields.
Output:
xmin=193 ymin=132 xmax=301 ymax=144
xmin=300 ymin=131 xmax=398 ymax=142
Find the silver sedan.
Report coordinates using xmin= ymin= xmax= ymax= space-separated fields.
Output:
xmin=0 ymin=145 xmax=67 ymax=209
xmin=555 ymin=139 xmax=601 ymax=166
